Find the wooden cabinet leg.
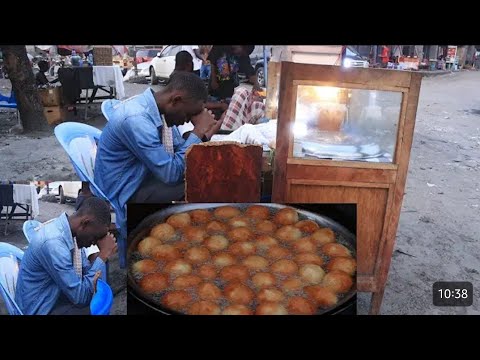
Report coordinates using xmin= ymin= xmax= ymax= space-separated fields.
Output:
xmin=369 ymin=286 xmax=386 ymax=315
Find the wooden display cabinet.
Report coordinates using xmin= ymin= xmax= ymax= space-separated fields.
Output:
xmin=271 ymin=62 xmax=422 ymax=314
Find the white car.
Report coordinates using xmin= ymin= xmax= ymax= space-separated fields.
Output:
xmin=149 ymin=45 xmax=183 ymax=85
xmin=39 ymin=181 xmax=82 ymax=204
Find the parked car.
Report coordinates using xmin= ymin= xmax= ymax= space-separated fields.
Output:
xmin=342 ymin=46 xmax=370 ymax=68
xmin=135 ymin=48 xmax=163 ymax=64
xmin=149 ymin=45 xmax=183 ymax=85
xmin=39 ymin=181 xmax=82 ymax=204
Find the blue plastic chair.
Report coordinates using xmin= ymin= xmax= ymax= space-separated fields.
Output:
xmin=0 ymin=242 xmax=24 ymax=315
xmin=90 ymin=279 xmax=113 ymax=315
xmin=22 ymin=220 xmax=42 ymax=243
xmin=0 ymin=90 xmax=19 ymax=121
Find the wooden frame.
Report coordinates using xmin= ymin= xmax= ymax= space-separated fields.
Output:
xmin=272 ymin=62 xmax=422 ymax=314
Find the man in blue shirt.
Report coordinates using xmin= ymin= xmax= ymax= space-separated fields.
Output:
xmin=15 ymin=197 xmax=117 ymax=315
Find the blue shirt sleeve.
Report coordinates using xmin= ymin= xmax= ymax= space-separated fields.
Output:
xmin=117 ymin=115 xmax=202 ymax=184
xmin=38 ymin=240 xmax=105 ymax=307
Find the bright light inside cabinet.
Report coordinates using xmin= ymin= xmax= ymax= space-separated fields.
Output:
xmin=313 ymin=86 xmax=340 ymax=101
xmin=292 ymin=122 xmax=308 ymax=138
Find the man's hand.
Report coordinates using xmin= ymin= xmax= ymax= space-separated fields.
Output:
xmin=204 ymin=116 xmax=225 ymax=140
xmin=191 ymin=108 xmax=216 ymax=139
xmin=97 ymin=232 xmax=117 ymax=262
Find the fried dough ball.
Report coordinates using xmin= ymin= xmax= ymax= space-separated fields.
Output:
xmin=220 ymin=265 xmax=250 ymax=282
xmin=164 ymin=259 xmax=192 ymax=275
xmin=189 ymin=209 xmax=212 ymax=224
xmin=275 ymin=225 xmax=302 ymax=243
xmin=294 ymin=220 xmax=320 ymax=234
xmin=213 ymin=252 xmax=237 ymax=267
xmin=172 ymin=275 xmax=202 ymax=289
xmin=137 ymin=236 xmax=162 ymax=256
xmin=214 ymin=206 xmax=241 ymax=219
xmin=321 ymin=243 xmax=352 ymax=258
xmin=224 ymin=282 xmax=255 ymax=305
xmin=205 ymin=220 xmax=229 ymax=234
xmin=197 ymin=264 xmax=217 ymax=280
xmin=287 ymin=297 xmax=316 ymax=315
xmin=304 ymin=285 xmax=338 ymax=308
xmin=185 ymin=247 xmax=211 ymax=264
xmin=255 ymin=220 xmax=277 ymax=234
xmin=181 ymin=226 xmax=207 ymax=243
xmin=132 ymin=259 xmax=158 ymax=275
xmin=228 ymin=227 xmax=254 ymax=242
xmin=270 ymin=259 xmax=298 ymax=275
xmin=292 ymin=237 xmax=317 ymax=253
xmin=204 ymin=235 xmax=229 ymax=251
xmin=188 ymin=301 xmax=221 ymax=315
xmin=228 ymin=242 xmax=256 ymax=257
xmin=151 ymin=244 xmax=181 ymax=261
xmin=242 ymin=255 xmax=269 ymax=271
xmin=255 ymin=302 xmax=288 ymax=315
xmin=245 ymin=205 xmax=270 ymax=221
xmin=326 ymin=257 xmax=357 ymax=275
xmin=257 ymin=288 xmax=285 ymax=302
xmin=222 ymin=305 xmax=253 ymax=315
xmin=138 ymin=273 xmax=169 ymax=293
xmin=228 ymin=216 xmax=252 ymax=228
xmin=299 ymin=264 xmax=325 ymax=285
xmin=322 ymin=270 xmax=353 ymax=294
xmin=162 ymin=290 xmax=192 ymax=311
xmin=273 ymin=207 xmax=299 ymax=225
xmin=266 ymin=246 xmax=291 ymax=260
xmin=294 ymin=253 xmax=324 ymax=266
xmin=150 ymin=223 xmax=176 ymax=241
xmin=252 ymin=272 xmax=276 ymax=289
xmin=311 ymin=228 xmax=336 ymax=246
xmin=172 ymin=241 xmax=190 ymax=252
xmin=166 ymin=212 xmax=191 ymax=229
xmin=256 ymin=235 xmax=279 ymax=250
xmin=281 ymin=278 xmax=304 ymax=293
xmin=197 ymin=282 xmax=222 ymax=301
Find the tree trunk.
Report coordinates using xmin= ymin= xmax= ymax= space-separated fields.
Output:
xmin=2 ymin=45 xmax=49 ymax=132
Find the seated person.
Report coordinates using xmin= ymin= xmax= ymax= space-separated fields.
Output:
xmin=94 ymin=72 xmax=217 ymax=242
xmin=15 ymin=197 xmax=117 ymax=315
xmin=170 ymin=50 xmax=194 ymax=75
xmin=35 ymin=60 xmax=59 ymax=87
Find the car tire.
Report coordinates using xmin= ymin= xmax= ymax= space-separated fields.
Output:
xmin=256 ymin=66 xmax=265 ymax=87
xmin=59 ymin=186 xmax=66 ymax=204
xmin=150 ymin=67 xmax=158 ymax=85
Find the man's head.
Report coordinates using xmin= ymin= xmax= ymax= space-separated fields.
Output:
xmin=38 ymin=60 xmax=49 ymax=73
xmin=175 ymin=51 xmax=194 ymax=72
xmin=231 ymin=45 xmax=255 ymax=56
xmin=155 ymin=71 xmax=207 ymax=127
xmin=70 ymin=197 xmax=111 ymax=248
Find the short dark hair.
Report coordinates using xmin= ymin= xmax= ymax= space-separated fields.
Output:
xmin=76 ymin=197 xmax=111 ymax=226
xmin=175 ymin=51 xmax=193 ymax=70
xmin=164 ymin=71 xmax=207 ymax=102
xmin=38 ymin=60 xmax=49 ymax=72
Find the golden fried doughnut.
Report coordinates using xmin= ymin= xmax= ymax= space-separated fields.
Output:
xmin=255 ymin=220 xmax=277 ymax=234
xmin=162 ymin=290 xmax=192 ymax=311
xmin=257 ymin=288 xmax=285 ymax=302
xmin=256 ymin=235 xmax=279 ymax=250
xmin=197 ymin=282 xmax=222 ymax=301
xmin=228 ymin=242 xmax=256 ymax=257
xmin=299 ymin=264 xmax=325 ymax=285
xmin=189 ymin=209 xmax=212 ymax=224
xmin=214 ymin=206 xmax=241 ymax=219
xmin=251 ymin=272 xmax=276 ymax=289
xmin=212 ymin=252 xmax=237 ymax=267
xmin=204 ymin=235 xmax=229 ymax=252
xmin=326 ymin=257 xmax=357 ymax=275
xmin=166 ymin=212 xmax=191 ymax=229
xmin=321 ymin=243 xmax=351 ymax=258
xmin=185 ymin=247 xmax=211 ymax=264
xmin=164 ymin=259 xmax=192 ymax=275
xmin=266 ymin=246 xmax=291 ymax=260
xmin=220 ymin=265 xmax=250 ymax=282
xmin=150 ymin=223 xmax=176 ymax=241
xmin=255 ymin=302 xmax=288 ymax=315
xmin=205 ymin=220 xmax=229 ymax=234
xmin=294 ymin=220 xmax=320 ymax=234
xmin=294 ymin=253 xmax=324 ymax=266
xmin=304 ymin=285 xmax=338 ymax=308
xmin=311 ymin=228 xmax=336 ymax=246
xmin=188 ymin=301 xmax=221 ymax=315
xmin=270 ymin=259 xmax=299 ymax=275
xmin=222 ymin=305 xmax=253 ymax=315
xmin=137 ymin=236 xmax=162 ymax=256
xmin=224 ymin=282 xmax=255 ymax=305
xmin=228 ymin=227 xmax=254 ymax=242
xmin=242 ymin=255 xmax=269 ymax=271
xmin=245 ymin=205 xmax=270 ymax=220
xmin=287 ymin=297 xmax=316 ymax=315
xmin=275 ymin=225 xmax=302 ymax=243
xmin=322 ymin=270 xmax=353 ymax=294
xmin=292 ymin=237 xmax=317 ymax=253
xmin=151 ymin=244 xmax=181 ymax=261
xmin=273 ymin=207 xmax=299 ymax=225
xmin=228 ymin=216 xmax=252 ymax=228
xmin=181 ymin=226 xmax=207 ymax=243
xmin=138 ymin=273 xmax=169 ymax=294
xmin=132 ymin=259 xmax=158 ymax=275
xmin=197 ymin=264 xmax=217 ymax=280
xmin=172 ymin=275 xmax=202 ymax=289
xmin=281 ymin=278 xmax=304 ymax=293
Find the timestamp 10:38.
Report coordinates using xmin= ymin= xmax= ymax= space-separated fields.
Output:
xmin=433 ymin=282 xmax=473 ymax=307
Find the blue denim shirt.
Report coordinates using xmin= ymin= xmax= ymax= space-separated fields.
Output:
xmin=94 ymin=88 xmax=201 ymax=239
xmin=15 ymin=213 xmax=105 ymax=315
